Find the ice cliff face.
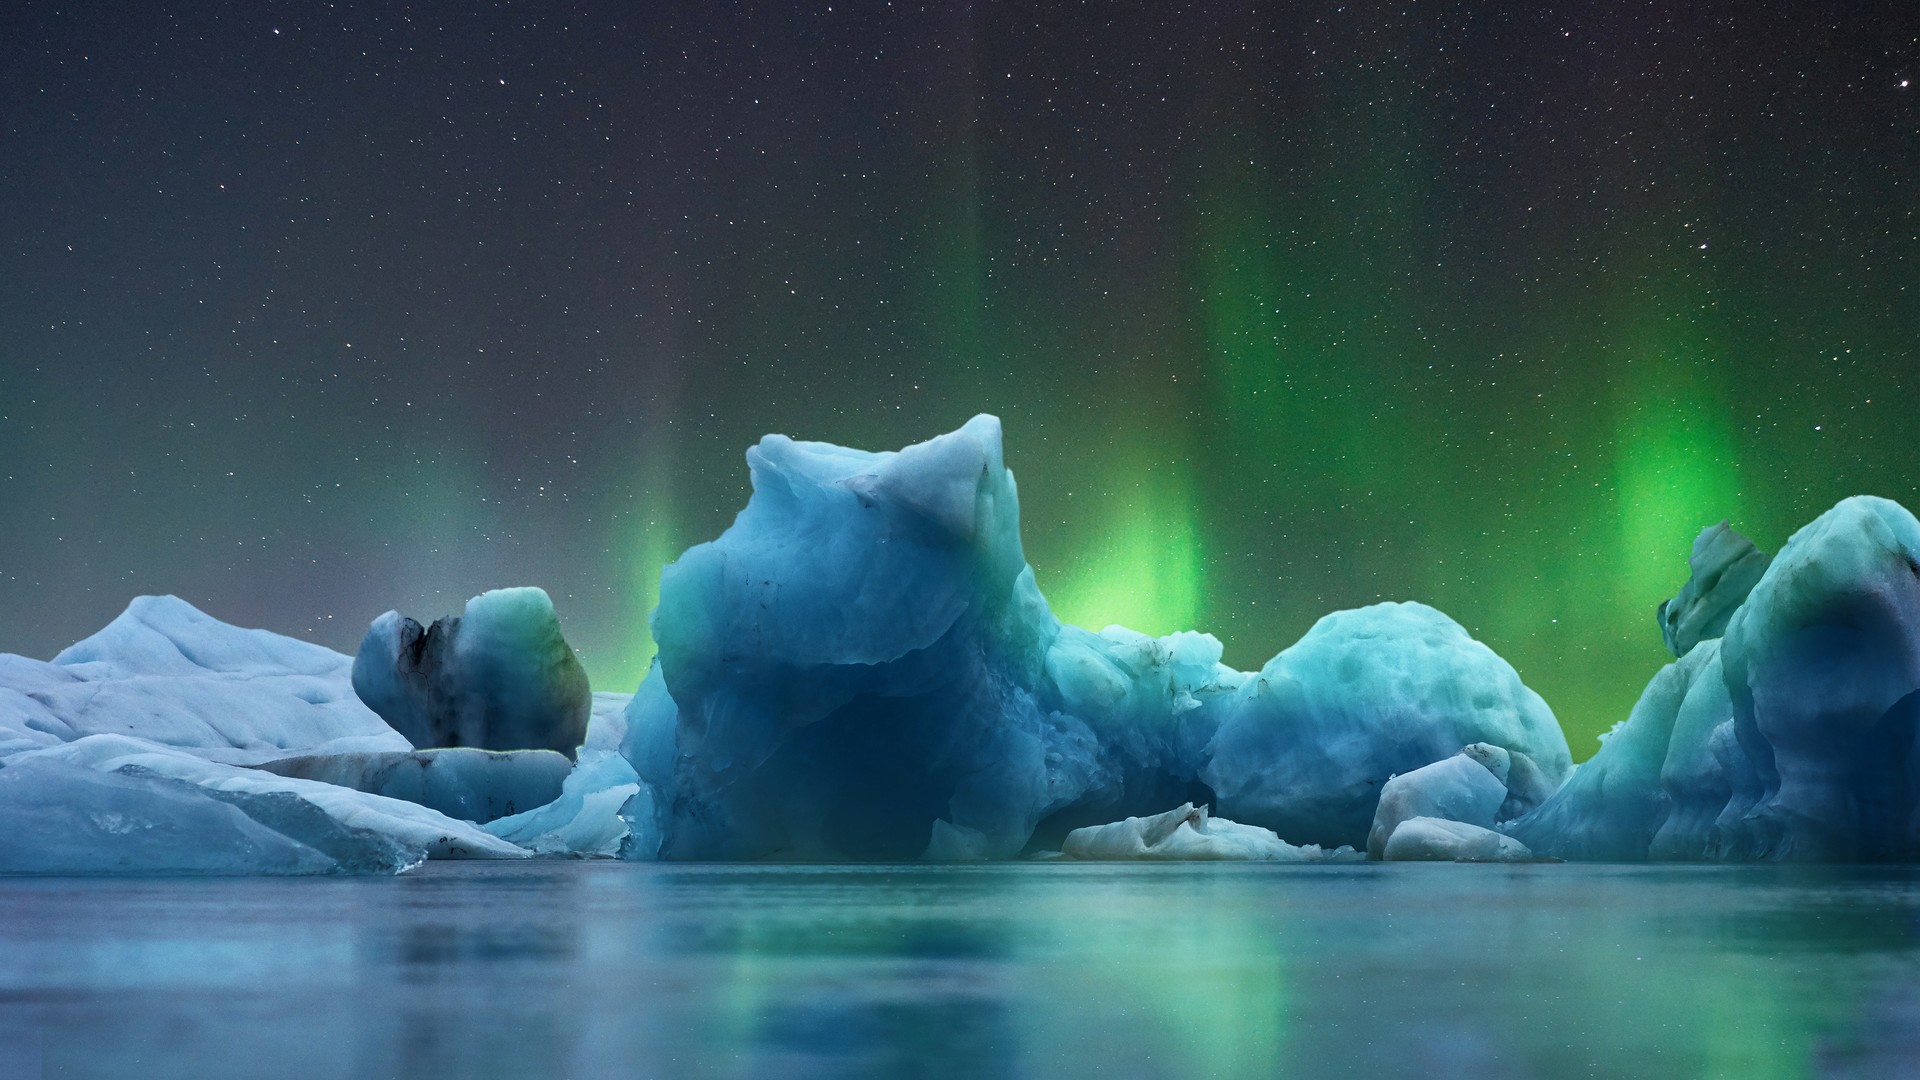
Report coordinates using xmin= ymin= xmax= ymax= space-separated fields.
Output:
xmin=630 ymin=414 xmax=1571 ymax=860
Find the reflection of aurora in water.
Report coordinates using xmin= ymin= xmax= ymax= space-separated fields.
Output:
xmin=4 ymin=861 xmax=1920 ymax=1077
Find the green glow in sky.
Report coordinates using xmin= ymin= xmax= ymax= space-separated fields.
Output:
xmin=1045 ymin=455 xmax=1206 ymax=637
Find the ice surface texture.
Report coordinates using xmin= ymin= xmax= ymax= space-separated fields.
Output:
xmin=254 ymin=748 xmax=571 ymax=824
xmin=352 ymin=588 xmax=591 ymax=757
xmin=635 ymin=414 xmax=1570 ymax=860
xmin=1511 ymin=497 xmax=1920 ymax=861
xmin=1058 ymin=803 xmax=1357 ymax=861
xmin=0 ymin=595 xmax=406 ymax=763
xmin=0 ymin=597 xmax=531 ymax=874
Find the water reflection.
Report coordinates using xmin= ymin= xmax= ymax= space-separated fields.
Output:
xmin=2 ymin=863 xmax=1919 ymax=1077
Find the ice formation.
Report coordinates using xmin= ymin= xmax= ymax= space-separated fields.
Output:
xmin=0 ymin=595 xmax=406 ymax=763
xmin=254 ymin=748 xmax=571 ymax=824
xmin=1380 ymin=817 xmax=1534 ymax=862
xmin=630 ymin=415 xmax=1570 ymax=860
xmin=0 ymin=597 xmax=532 ymax=873
xmin=9 ymin=416 xmax=1920 ymax=873
xmin=352 ymin=587 xmax=591 ymax=757
xmin=1057 ymin=803 xmax=1357 ymax=861
xmin=1510 ymin=497 xmax=1920 ymax=861
xmin=1658 ymin=522 xmax=1772 ymax=658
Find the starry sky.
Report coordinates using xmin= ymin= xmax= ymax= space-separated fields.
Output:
xmin=3 ymin=1 xmax=1917 ymax=753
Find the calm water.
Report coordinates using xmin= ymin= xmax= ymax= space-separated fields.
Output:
xmin=1 ymin=861 xmax=1918 ymax=1079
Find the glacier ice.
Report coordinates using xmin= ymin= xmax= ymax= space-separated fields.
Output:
xmin=17 ymin=735 xmax=527 ymax=863
xmin=352 ymin=587 xmax=591 ymax=757
xmin=1 ymin=595 xmax=406 ymax=763
xmin=0 ymin=755 xmax=341 ymax=876
xmin=12 ymin=417 xmax=1920 ymax=872
xmin=1058 ymin=803 xmax=1358 ymax=861
xmin=1381 ymin=817 xmax=1535 ymax=862
xmin=1658 ymin=522 xmax=1772 ymax=658
xmin=633 ymin=415 xmax=1569 ymax=860
xmin=1511 ymin=496 xmax=1920 ymax=861
xmin=1201 ymin=603 xmax=1571 ymax=848
xmin=253 ymin=747 xmax=572 ymax=824
xmin=1365 ymin=747 xmax=1510 ymax=860
xmin=483 ymin=748 xmax=646 ymax=857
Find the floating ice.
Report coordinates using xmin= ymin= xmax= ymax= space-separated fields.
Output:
xmin=253 ymin=748 xmax=571 ymax=824
xmin=0 ymin=755 xmax=340 ymax=876
xmin=352 ymin=587 xmax=591 ymax=758
xmin=1058 ymin=803 xmax=1357 ymax=861
xmin=1380 ymin=817 xmax=1535 ymax=862
xmin=1202 ymin=603 xmax=1572 ymax=848
xmin=0 ymin=595 xmax=406 ymax=763
xmin=1366 ymin=746 xmax=1510 ymax=860
xmin=1511 ymin=496 xmax=1920 ymax=861
xmin=1658 ymin=522 xmax=1772 ymax=658
xmin=635 ymin=415 xmax=1569 ymax=860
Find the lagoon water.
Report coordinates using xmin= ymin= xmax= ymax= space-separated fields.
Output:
xmin=1 ymin=861 xmax=1917 ymax=1079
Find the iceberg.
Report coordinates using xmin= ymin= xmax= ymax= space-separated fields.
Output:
xmin=252 ymin=748 xmax=572 ymax=824
xmin=1058 ymin=803 xmax=1357 ymax=861
xmin=0 ymin=755 xmax=340 ymax=876
xmin=1 ymin=595 xmax=406 ymax=763
xmin=1201 ymin=603 xmax=1571 ymax=848
xmin=352 ymin=587 xmax=592 ymax=758
xmin=634 ymin=415 xmax=1569 ymax=860
xmin=1511 ymin=497 xmax=1920 ymax=861
xmin=1658 ymin=522 xmax=1771 ymax=658
xmin=1380 ymin=817 xmax=1535 ymax=862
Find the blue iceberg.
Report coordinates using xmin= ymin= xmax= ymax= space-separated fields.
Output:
xmin=628 ymin=415 xmax=1570 ymax=860
xmin=1510 ymin=496 xmax=1920 ymax=861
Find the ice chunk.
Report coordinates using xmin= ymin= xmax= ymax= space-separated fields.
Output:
xmin=1381 ymin=817 xmax=1535 ymax=862
xmin=251 ymin=748 xmax=571 ymax=823
xmin=18 ymin=735 xmax=528 ymax=864
xmin=1059 ymin=803 xmax=1356 ymax=862
xmin=1512 ymin=496 xmax=1920 ymax=862
xmin=1202 ymin=602 xmax=1572 ymax=849
xmin=484 ymin=749 xmax=647 ymax=857
xmin=1659 ymin=522 xmax=1772 ymax=658
xmin=1507 ymin=643 xmax=1721 ymax=861
xmin=0 ymin=756 xmax=338 ymax=876
xmin=1715 ymin=496 xmax=1920 ymax=860
xmin=0 ymin=596 xmax=406 ymax=764
xmin=1366 ymin=748 xmax=1510 ymax=860
xmin=629 ymin=417 xmax=1566 ymax=861
xmin=351 ymin=587 xmax=591 ymax=758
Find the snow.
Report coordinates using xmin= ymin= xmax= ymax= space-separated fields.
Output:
xmin=2 ymin=595 xmax=405 ymax=764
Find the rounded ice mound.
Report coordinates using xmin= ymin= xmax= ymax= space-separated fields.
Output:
xmin=351 ymin=587 xmax=591 ymax=758
xmin=1202 ymin=602 xmax=1571 ymax=849
xmin=9 ymin=595 xmax=406 ymax=763
xmin=1510 ymin=496 xmax=1920 ymax=862
xmin=1717 ymin=496 xmax=1920 ymax=859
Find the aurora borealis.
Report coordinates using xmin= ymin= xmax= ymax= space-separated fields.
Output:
xmin=2 ymin=2 xmax=1916 ymax=752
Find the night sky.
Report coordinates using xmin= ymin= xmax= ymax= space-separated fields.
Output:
xmin=3 ymin=2 xmax=1917 ymax=753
